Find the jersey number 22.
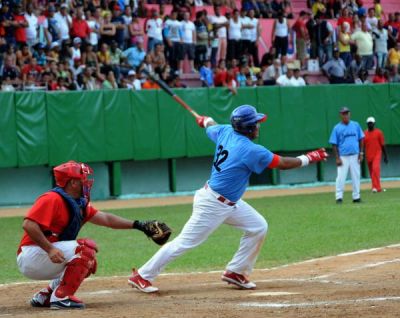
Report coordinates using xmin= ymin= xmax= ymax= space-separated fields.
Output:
xmin=213 ymin=145 xmax=229 ymax=172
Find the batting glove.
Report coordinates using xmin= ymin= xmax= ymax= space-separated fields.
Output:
xmin=196 ymin=116 xmax=214 ymax=128
xmin=297 ymin=148 xmax=328 ymax=167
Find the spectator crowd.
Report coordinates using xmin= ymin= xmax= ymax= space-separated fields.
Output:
xmin=0 ymin=0 xmax=399 ymax=91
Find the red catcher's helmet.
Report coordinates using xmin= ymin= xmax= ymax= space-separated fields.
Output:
xmin=53 ymin=161 xmax=94 ymax=200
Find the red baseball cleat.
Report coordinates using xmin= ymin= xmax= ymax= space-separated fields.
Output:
xmin=221 ymin=271 xmax=256 ymax=289
xmin=128 ymin=269 xmax=159 ymax=293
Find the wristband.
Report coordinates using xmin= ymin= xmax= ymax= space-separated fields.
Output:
xmin=204 ymin=117 xmax=214 ymax=128
xmin=296 ymin=155 xmax=310 ymax=167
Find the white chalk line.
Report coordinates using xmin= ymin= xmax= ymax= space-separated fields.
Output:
xmin=239 ymin=296 xmax=400 ymax=308
xmin=315 ymin=258 xmax=400 ymax=279
xmin=1 ymin=243 xmax=399 ymax=289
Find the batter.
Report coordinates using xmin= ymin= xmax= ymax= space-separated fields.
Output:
xmin=129 ymin=105 xmax=328 ymax=292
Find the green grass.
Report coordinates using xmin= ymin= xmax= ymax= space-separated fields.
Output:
xmin=1 ymin=188 xmax=400 ymax=284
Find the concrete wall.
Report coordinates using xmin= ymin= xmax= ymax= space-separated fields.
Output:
xmin=0 ymin=146 xmax=399 ymax=206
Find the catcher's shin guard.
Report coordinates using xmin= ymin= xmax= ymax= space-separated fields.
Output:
xmin=54 ymin=239 xmax=97 ymax=299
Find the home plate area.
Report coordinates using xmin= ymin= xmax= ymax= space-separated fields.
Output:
xmin=1 ymin=244 xmax=399 ymax=318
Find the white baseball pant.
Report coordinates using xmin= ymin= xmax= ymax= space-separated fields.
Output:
xmin=335 ymin=154 xmax=361 ymax=200
xmin=17 ymin=240 xmax=78 ymax=280
xmin=139 ymin=185 xmax=268 ymax=281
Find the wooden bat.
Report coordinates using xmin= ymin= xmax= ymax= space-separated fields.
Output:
xmin=142 ymin=69 xmax=200 ymax=119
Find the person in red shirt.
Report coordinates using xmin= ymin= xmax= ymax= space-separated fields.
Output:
xmin=17 ymin=161 xmax=171 ymax=310
xmin=71 ymin=10 xmax=90 ymax=40
xmin=12 ymin=4 xmax=28 ymax=46
xmin=337 ymin=7 xmax=353 ymax=31
xmin=292 ymin=11 xmax=309 ymax=68
xmin=372 ymin=67 xmax=388 ymax=83
xmin=21 ymin=57 xmax=43 ymax=83
xmin=363 ymin=117 xmax=388 ymax=192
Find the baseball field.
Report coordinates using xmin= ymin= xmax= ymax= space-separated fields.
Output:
xmin=1 ymin=181 xmax=400 ymax=317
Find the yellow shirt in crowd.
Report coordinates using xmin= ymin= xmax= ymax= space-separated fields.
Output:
xmin=339 ymin=32 xmax=351 ymax=53
xmin=388 ymin=48 xmax=400 ymax=66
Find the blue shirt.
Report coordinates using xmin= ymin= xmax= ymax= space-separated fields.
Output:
xmin=122 ymin=47 xmax=145 ymax=68
xmin=206 ymin=125 xmax=274 ymax=202
xmin=329 ymin=120 xmax=364 ymax=156
xmin=200 ymin=66 xmax=213 ymax=87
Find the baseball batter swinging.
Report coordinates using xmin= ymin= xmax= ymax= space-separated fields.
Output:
xmin=17 ymin=161 xmax=171 ymax=309
xmin=128 ymin=105 xmax=328 ymax=292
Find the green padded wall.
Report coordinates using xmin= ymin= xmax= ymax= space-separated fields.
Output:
xmin=0 ymin=84 xmax=399 ymax=168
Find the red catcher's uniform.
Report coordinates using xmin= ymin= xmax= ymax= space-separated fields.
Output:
xmin=18 ymin=192 xmax=98 ymax=253
xmin=364 ymin=128 xmax=385 ymax=191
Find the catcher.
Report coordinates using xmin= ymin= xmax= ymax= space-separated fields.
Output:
xmin=16 ymin=161 xmax=171 ymax=310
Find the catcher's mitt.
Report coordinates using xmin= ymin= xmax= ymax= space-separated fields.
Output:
xmin=135 ymin=220 xmax=172 ymax=245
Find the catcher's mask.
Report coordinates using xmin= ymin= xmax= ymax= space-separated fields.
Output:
xmin=53 ymin=161 xmax=94 ymax=202
xmin=230 ymin=105 xmax=267 ymax=135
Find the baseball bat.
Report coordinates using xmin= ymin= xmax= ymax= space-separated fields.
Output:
xmin=142 ymin=69 xmax=200 ymax=119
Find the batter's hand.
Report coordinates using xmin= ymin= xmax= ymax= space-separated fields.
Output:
xmin=305 ymin=148 xmax=328 ymax=163
xmin=336 ymin=157 xmax=343 ymax=166
xmin=48 ymin=247 xmax=65 ymax=264
xmin=196 ymin=116 xmax=215 ymax=128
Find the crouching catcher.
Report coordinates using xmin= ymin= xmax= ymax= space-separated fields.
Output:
xmin=17 ymin=161 xmax=171 ymax=310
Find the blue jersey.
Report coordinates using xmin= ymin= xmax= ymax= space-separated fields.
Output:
xmin=329 ymin=120 xmax=364 ymax=156
xmin=206 ymin=125 xmax=275 ymax=202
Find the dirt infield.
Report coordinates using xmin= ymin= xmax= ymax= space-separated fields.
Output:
xmin=1 ymin=181 xmax=399 ymax=317
xmin=1 ymin=180 xmax=400 ymax=218
xmin=1 ymin=244 xmax=399 ymax=318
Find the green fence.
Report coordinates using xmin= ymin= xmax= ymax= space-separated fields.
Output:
xmin=1 ymin=84 xmax=400 ymax=168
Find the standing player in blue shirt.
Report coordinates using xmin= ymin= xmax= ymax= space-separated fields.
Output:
xmin=129 ymin=105 xmax=328 ymax=292
xmin=329 ymin=107 xmax=365 ymax=203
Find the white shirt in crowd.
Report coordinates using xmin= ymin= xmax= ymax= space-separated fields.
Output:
xmin=240 ymin=15 xmax=251 ymax=41
xmin=127 ymin=79 xmax=142 ymax=90
xmin=274 ymin=18 xmax=289 ymax=37
xmin=262 ymin=64 xmax=282 ymax=81
xmin=210 ymin=15 xmax=228 ymax=38
xmin=291 ymin=76 xmax=306 ymax=86
xmin=276 ymin=73 xmax=305 ymax=86
xmin=228 ymin=18 xmax=242 ymax=40
xmin=373 ymin=28 xmax=388 ymax=53
xmin=249 ymin=17 xmax=258 ymax=42
xmin=87 ymin=20 xmax=99 ymax=46
xmin=366 ymin=16 xmax=378 ymax=32
xmin=181 ymin=20 xmax=195 ymax=44
xmin=24 ymin=12 xmax=38 ymax=41
xmin=54 ymin=12 xmax=72 ymax=40
xmin=146 ymin=18 xmax=163 ymax=41
xmin=122 ymin=14 xmax=132 ymax=40
xmin=165 ymin=19 xmax=182 ymax=42
xmin=276 ymin=74 xmax=292 ymax=86
xmin=351 ymin=30 xmax=373 ymax=56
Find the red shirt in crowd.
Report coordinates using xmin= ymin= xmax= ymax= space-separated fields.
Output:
xmin=292 ymin=18 xmax=308 ymax=39
xmin=337 ymin=17 xmax=353 ymax=30
xmin=22 ymin=64 xmax=43 ymax=79
xmin=13 ymin=14 xmax=27 ymax=42
xmin=214 ymin=69 xmax=228 ymax=86
xmin=372 ymin=75 xmax=388 ymax=83
xmin=364 ymin=129 xmax=385 ymax=162
xmin=71 ymin=18 xmax=90 ymax=39
xmin=18 ymin=192 xmax=98 ymax=250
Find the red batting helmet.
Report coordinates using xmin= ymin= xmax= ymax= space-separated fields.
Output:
xmin=53 ymin=161 xmax=94 ymax=200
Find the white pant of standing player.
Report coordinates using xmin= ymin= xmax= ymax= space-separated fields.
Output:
xmin=139 ymin=185 xmax=268 ymax=281
xmin=335 ymin=154 xmax=361 ymax=200
xmin=17 ymin=241 xmax=78 ymax=301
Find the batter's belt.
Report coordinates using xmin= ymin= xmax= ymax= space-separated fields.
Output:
xmin=204 ymin=183 xmax=236 ymax=206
